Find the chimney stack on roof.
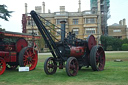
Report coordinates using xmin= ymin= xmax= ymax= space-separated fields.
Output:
xmin=119 ymin=20 xmax=123 ymax=25
xmin=42 ymin=2 xmax=45 ymax=13
xmin=25 ymin=3 xmax=27 ymax=14
xmin=78 ymin=0 xmax=81 ymax=12
xmin=60 ymin=6 xmax=65 ymax=13
xmin=48 ymin=9 xmax=51 ymax=13
xmin=123 ymin=18 xmax=126 ymax=26
xmin=119 ymin=19 xmax=126 ymax=26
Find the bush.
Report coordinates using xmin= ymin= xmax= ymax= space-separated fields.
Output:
xmin=122 ymin=44 xmax=128 ymax=51
xmin=106 ymin=46 xmax=113 ymax=51
xmin=100 ymin=35 xmax=122 ymax=51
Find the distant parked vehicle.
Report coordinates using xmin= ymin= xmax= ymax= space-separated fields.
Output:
xmin=0 ymin=31 xmax=40 ymax=75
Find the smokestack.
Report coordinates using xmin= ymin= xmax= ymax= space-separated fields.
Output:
xmin=60 ymin=6 xmax=65 ymax=13
xmin=119 ymin=20 xmax=123 ymax=25
xmin=60 ymin=21 xmax=66 ymax=42
xmin=48 ymin=9 xmax=51 ymax=13
xmin=25 ymin=3 xmax=27 ymax=14
xmin=119 ymin=20 xmax=121 ymax=25
xmin=123 ymin=19 xmax=126 ymax=26
xmin=78 ymin=0 xmax=81 ymax=12
xmin=42 ymin=2 xmax=45 ymax=13
xmin=22 ymin=14 xmax=27 ymax=33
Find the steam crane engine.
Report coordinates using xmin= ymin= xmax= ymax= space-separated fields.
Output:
xmin=30 ymin=11 xmax=105 ymax=76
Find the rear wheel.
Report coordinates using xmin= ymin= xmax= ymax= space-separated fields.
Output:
xmin=16 ymin=38 xmax=28 ymax=52
xmin=0 ymin=57 xmax=6 ymax=75
xmin=19 ymin=47 xmax=38 ymax=70
xmin=90 ymin=45 xmax=105 ymax=71
xmin=66 ymin=57 xmax=79 ymax=76
xmin=44 ymin=57 xmax=57 ymax=75
xmin=87 ymin=35 xmax=96 ymax=50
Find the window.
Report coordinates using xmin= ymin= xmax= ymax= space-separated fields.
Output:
xmin=55 ymin=12 xmax=67 ymax=16
xmin=114 ymin=36 xmax=122 ymax=39
xmin=27 ymin=20 xmax=36 ymax=26
xmin=56 ymin=19 xmax=61 ymax=25
xmin=85 ymin=18 xmax=95 ymax=24
xmin=45 ymin=20 xmax=50 ymax=26
xmin=113 ymin=30 xmax=121 ymax=32
xmin=28 ymin=20 xmax=31 ymax=25
xmin=27 ymin=30 xmax=38 ymax=35
xmin=56 ymin=29 xmax=61 ymax=35
xmin=85 ymin=28 xmax=96 ymax=34
xmin=73 ymin=19 xmax=78 ymax=25
xmin=84 ymin=11 xmax=91 ymax=14
xmin=73 ymin=28 xmax=79 ymax=35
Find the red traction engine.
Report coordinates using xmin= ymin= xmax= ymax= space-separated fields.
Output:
xmin=30 ymin=11 xmax=105 ymax=76
xmin=0 ymin=31 xmax=40 ymax=75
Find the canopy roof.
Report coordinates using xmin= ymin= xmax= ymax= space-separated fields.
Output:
xmin=0 ymin=31 xmax=40 ymax=39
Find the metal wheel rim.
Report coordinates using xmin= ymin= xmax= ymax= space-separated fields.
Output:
xmin=46 ymin=58 xmax=57 ymax=74
xmin=23 ymin=48 xmax=38 ymax=70
xmin=69 ymin=60 xmax=78 ymax=76
xmin=0 ymin=58 xmax=6 ymax=75
xmin=96 ymin=47 xmax=105 ymax=70
xmin=68 ymin=58 xmax=78 ymax=76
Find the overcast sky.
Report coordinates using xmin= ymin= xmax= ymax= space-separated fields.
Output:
xmin=0 ymin=0 xmax=128 ymax=33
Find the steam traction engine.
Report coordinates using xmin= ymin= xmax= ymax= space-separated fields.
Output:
xmin=30 ymin=11 xmax=105 ymax=76
xmin=0 ymin=31 xmax=40 ymax=75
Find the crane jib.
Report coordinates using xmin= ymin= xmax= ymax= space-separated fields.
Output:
xmin=30 ymin=10 xmax=64 ymax=60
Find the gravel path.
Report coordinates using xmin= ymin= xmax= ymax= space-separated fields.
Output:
xmin=38 ymin=51 xmax=128 ymax=55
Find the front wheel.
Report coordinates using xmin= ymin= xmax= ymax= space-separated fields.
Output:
xmin=0 ymin=57 xmax=6 ymax=75
xmin=44 ymin=57 xmax=57 ymax=75
xmin=90 ymin=45 xmax=105 ymax=71
xmin=19 ymin=47 xmax=38 ymax=70
xmin=66 ymin=57 xmax=79 ymax=76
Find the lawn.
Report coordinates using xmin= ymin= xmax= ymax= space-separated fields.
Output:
xmin=0 ymin=52 xmax=128 ymax=85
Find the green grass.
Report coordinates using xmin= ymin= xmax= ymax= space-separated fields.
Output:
xmin=0 ymin=52 xmax=128 ymax=85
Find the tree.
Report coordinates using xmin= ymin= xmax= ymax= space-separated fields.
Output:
xmin=0 ymin=28 xmax=5 ymax=31
xmin=0 ymin=25 xmax=5 ymax=31
xmin=38 ymin=32 xmax=45 ymax=52
xmin=0 ymin=4 xmax=13 ymax=21
xmin=122 ymin=38 xmax=128 ymax=44
xmin=122 ymin=44 xmax=128 ymax=51
xmin=100 ymin=35 xmax=123 ymax=51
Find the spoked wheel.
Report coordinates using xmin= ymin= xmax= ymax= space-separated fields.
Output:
xmin=19 ymin=47 xmax=38 ymax=70
xmin=0 ymin=58 xmax=6 ymax=75
xmin=44 ymin=57 xmax=57 ymax=75
xmin=90 ymin=45 xmax=105 ymax=71
xmin=66 ymin=57 xmax=79 ymax=76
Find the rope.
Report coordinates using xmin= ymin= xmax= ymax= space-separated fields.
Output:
xmin=31 ymin=14 xmax=78 ymax=46
xmin=41 ymin=20 xmax=60 ymax=41
xmin=38 ymin=15 xmax=68 ymax=34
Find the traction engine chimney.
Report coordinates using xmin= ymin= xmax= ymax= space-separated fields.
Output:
xmin=60 ymin=21 xmax=66 ymax=42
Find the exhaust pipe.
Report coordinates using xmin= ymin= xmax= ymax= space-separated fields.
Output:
xmin=60 ymin=21 xmax=66 ymax=42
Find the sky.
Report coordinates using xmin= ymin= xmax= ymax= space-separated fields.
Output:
xmin=0 ymin=0 xmax=128 ymax=33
